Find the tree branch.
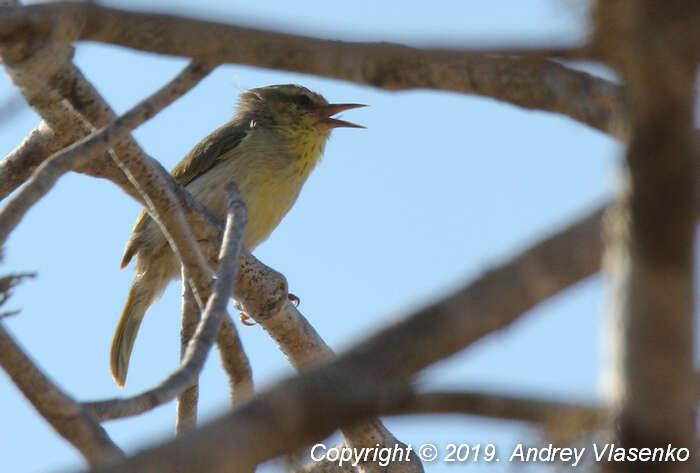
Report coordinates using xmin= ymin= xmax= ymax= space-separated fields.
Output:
xmin=3 ymin=4 xmax=696 ymax=469
xmin=595 ymin=1 xmax=698 ymax=467
xmin=391 ymin=391 xmax=604 ymax=430
xmin=176 ymin=278 xmax=200 ymax=435
xmin=216 ymin=313 xmax=254 ymax=406
xmin=1 ymin=3 xmax=256 ymax=426
xmin=77 ymin=190 xmax=698 ymax=470
xmin=84 ymin=183 xmax=246 ymax=421
xmin=0 ymin=1 xmax=625 ymax=137
xmin=60 ymin=169 xmax=700 ymax=472
xmin=0 ymin=122 xmax=63 ymax=201
xmin=0 ymin=60 xmax=214 ymax=248
xmin=67 ymin=202 xmax=604 ymax=472
xmin=1 ymin=32 xmax=417 ymax=461
xmin=0 ymin=0 xmax=130 ymax=200
xmin=81 ymin=360 xmax=412 ymax=473
xmin=0 ymin=0 xmax=198 ymax=208
xmin=0 ymin=324 xmax=123 ymax=466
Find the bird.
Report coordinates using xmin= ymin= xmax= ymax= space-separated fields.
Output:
xmin=110 ymin=84 xmax=365 ymax=387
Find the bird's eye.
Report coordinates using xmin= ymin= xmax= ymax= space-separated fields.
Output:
xmin=295 ymin=94 xmax=313 ymax=108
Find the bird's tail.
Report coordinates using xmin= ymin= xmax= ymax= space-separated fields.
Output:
xmin=110 ymin=274 xmax=160 ymax=387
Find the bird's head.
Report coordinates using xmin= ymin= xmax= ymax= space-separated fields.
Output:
xmin=237 ymin=84 xmax=365 ymax=153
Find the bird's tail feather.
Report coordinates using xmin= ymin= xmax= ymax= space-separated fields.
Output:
xmin=110 ymin=276 xmax=158 ymax=387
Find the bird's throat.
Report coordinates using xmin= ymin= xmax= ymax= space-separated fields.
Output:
xmin=279 ymin=127 xmax=329 ymax=179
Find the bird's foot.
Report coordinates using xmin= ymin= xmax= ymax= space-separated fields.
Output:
xmin=239 ymin=294 xmax=298 ymax=325
xmin=288 ymin=293 xmax=300 ymax=307
xmin=239 ymin=312 xmax=257 ymax=326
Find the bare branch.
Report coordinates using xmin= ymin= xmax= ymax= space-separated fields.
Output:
xmin=84 ymin=183 xmax=247 ymax=421
xmin=72 ymin=203 xmax=607 ymax=472
xmin=595 ymin=0 xmax=698 ymax=465
xmin=0 ymin=122 xmax=61 ymax=201
xmin=88 ymin=186 xmax=700 ymax=470
xmin=81 ymin=359 xmax=411 ymax=473
xmin=69 ymin=187 xmax=699 ymax=472
xmin=0 ymin=324 xmax=123 ymax=466
xmin=176 ymin=278 xmax=200 ymax=435
xmin=30 ymin=80 xmax=410 ymax=463
xmin=0 ymin=3 xmax=695 ymax=471
xmin=0 ymin=37 xmax=162 ymax=203
xmin=0 ymin=60 xmax=213 ymax=247
xmin=7 ymin=4 xmax=690 ymax=466
xmin=0 ymin=4 xmax=107 ymax=199
xmin=292 ymin=388 xmax=607 ymax=473
xmin=235 ymin=267 xmax=420 ymax=472
xmin=391 ymin=391 xmax=604 ymax=430
xmin=1 ymin=41 xmax=85 ymax=134
xmin=216 ymin=313 xmax=254 ymax=405
xmin=0 ymin=2 xmax=625 ymax=137
xmin=0 ymin=1 xmax=210 ymax=213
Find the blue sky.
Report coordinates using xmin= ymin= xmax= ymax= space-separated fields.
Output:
xmin=0 ymin=1 xmax=638 ymax=472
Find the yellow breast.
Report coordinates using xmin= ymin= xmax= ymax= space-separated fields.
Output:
xmin=185 ymin=126 xmax=326 ymax=250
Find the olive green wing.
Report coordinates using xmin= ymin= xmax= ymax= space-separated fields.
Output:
xmin=170 ymin=120 xmax=250 ymax=187
xmin=120 ymin=121 xmax=250 ymax=269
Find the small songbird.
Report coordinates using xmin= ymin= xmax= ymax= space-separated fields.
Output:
xmin=111 ymin=84 xmax=365 ymax=387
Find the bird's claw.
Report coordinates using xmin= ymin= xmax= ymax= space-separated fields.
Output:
xmin=239 ymin=312 xmax=257 ymax=326
xmin=288 ymin=293 xmax=300 ymax=307
xmin=239 ymin=294 xmax=299 ymax=325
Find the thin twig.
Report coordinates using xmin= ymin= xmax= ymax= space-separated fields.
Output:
xmin=0 ymin=61 xmax=214 ymax=247
xmin=84 ymin=183 xmax=247 ymax=421
xmin=99 ymin=61 xmax=217 ymax=305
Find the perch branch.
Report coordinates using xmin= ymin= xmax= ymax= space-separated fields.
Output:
xmin=85 ymin=183 xmax=246 ymax=421
xmin=73 ymin=203 xmax=608 ymax=473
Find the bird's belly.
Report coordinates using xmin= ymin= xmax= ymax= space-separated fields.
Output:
xmin=187 ymin=158 xmax=305 ymax=250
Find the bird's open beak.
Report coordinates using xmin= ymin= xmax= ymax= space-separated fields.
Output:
xmin=314 ymin=103 xmax=366 ymax=128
